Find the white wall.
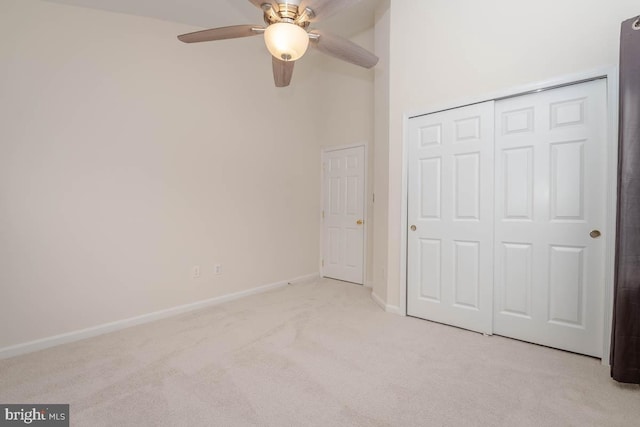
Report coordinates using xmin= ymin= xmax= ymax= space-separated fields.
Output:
xmin=0 ymin=0 xmax=372 ymax=350
xmin=384 ymin=0 xmax=640 ymax=308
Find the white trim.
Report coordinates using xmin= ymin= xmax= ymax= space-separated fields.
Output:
xmin=0 ymin=272 xmax=320 ymax=360
xmin=401 ymin=67 xmax=618 ymax=363
xmin=320 ymin=143 xmax=369 ymax=285
xmin=371 ymin=291 xmax=386 ymax=310
xmin=322 ymin=143 xmax=368 ymax=153
xmin=319 ymin=151 xmax=326 ymax=278
xmin=399 ymin=112 xmax=410 ymax=317
xmin=363 ymin=144 xmax=370 ymax=287
xmin=385 ymin=304 xmax=402 ymax=315
xmin=602 ymin=70 xmax=619 ymax=366
xmin=289 ymin=272 xmax=322 ymax=285
xmin=405 ymin=66 xmax=617 ymax=120
xmin=371 ymin=291 xmax=401 ymax=314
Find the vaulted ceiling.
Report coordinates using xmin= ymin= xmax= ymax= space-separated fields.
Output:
xmin=43 ymin=0 xmax=378 ymax=37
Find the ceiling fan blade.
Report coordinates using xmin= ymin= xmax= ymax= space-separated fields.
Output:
xmin=309 ymin=30 xmax=378 ymax=68
xmin=300 ymin=0 xmax=361 ymax=22
xmin=178 ymin=25 xmax=263 ymax=43
xmin=248 ymin=0 xmax=279 ymax=11
xmin=272 ymin=57 xmax=295 ymax=87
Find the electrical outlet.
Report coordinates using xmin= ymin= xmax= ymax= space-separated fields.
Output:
xmin=192 ymin=265 xmax=201 ymax=279
xmin=214 ymin=264 xmax=222 ymax=275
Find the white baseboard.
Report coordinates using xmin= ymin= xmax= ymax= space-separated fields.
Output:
xmin=0 ymin=272 xmax=320 ymax=360
xmin=288 ymin=272 xmax=320 ymax=285
xmin=371 ymin=291 xmax=402 ymax=315
xmin=385 ymin=304 xmax=402 ymax=315
xmin=371 ymin=291 xmax=387 ymax=310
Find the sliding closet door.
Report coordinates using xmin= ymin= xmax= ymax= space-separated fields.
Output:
xmin=493 ymin=80 xmax=607 ymax=357
xmin=407 ymin=102 xmax=494 ymax=334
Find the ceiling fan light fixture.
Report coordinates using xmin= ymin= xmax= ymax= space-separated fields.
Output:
xmin=264 ymin=22 xmax=309 ymax=61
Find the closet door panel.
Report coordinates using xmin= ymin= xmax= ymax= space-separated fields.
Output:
xmin=494 ymin=79 xmax=607 ymax=357
xmin=407 ymin=102 xmax=495 ymax=334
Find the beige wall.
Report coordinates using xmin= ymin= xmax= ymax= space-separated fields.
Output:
xmin=316 ymin=28 xmax=375 ymax=286
xmin=0 ymin=0 xmax=373 ymax=349
xmin=383 ymin=0 xmax=640 ymax=308
xmin=372 ymin=1 xmax=390 ymax=303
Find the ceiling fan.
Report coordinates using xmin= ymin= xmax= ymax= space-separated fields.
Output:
xmin=177 ymin=0 xmax=379 ymax=87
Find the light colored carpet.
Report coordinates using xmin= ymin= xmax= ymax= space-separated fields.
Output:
xmin=0 ymin=278 xmax=638 ymax=426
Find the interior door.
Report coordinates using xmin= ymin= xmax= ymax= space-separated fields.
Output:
xmin=493 ymin=79 xmax=607 ymax=357
xmin=407 ymin=102 xmax=495 ymax=334
xmin=322 ymin=146 xmax=365 ymax=284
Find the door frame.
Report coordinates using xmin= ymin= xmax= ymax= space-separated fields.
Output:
xmin=400 ymin=67 xmax=619 ymax=363
xmin=320 ymin=143 xmax=369 ymax=285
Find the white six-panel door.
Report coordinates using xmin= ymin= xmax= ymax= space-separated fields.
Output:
xmin=493 ymin=79 xmax=607 ymax=357
xmin=407 ymin=102 xmax=495 ymax=334
xmin=322 ymin=146 xmax=365 ymax=284
xmin=407 ymin=80 xmax=608 ymax=356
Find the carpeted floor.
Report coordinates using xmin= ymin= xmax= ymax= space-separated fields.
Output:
xmin=1 ymin=278 xmax=638 ymax=426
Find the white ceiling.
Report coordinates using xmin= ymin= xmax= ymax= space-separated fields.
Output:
xmin=43 ymin=0 xmax=378 ymax=37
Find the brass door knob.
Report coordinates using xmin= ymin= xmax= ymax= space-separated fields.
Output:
xmin=410 ymin=225 xmax=417 ymax=231
xmin=356 ymin=219 xmax=364 ymax=225
xmin=590 ymin=230 xmax=601 ymax=239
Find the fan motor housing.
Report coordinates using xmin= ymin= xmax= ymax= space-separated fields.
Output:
xmin=262 ymin=3 xmax=313 ymax=29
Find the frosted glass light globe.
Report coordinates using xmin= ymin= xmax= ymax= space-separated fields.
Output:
xmin=264 ymin=22 xmax=309 ymax=62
